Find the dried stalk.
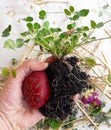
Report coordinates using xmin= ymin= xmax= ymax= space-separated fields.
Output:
xmin=75 ymin=101 xmax=99 ymax=130
xmin=19 ymin=42 xmax=37 ymax=64
xmin=88 ymin=78 xmax=111 ymax=100
xmin=62 ymin=116 xmax=88 ymax=127
xmin=93 ymin=41 xmax=102 ymax=54
xmin=79 ymin=45 xmax=109 ymax=69
xmin=28 ymin=0 xmax=69 ymax=5
xmin=104 ymin=29 xmax=111 ymax=38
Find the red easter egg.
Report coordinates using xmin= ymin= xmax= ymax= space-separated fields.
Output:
xmin=22 ymin=71 xmax=50 ymax=108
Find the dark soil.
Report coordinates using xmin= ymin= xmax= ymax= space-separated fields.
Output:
xmin=40 ymin=56 xmax=90 ymax=120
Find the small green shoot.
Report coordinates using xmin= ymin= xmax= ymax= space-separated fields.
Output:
xmin=2 ymin=25 xmax=11 ymax=37
xmin=2 ymin=67 xmax=10 ymax=77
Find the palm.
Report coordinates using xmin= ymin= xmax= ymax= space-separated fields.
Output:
xmin=0 ymin=60 xmax=48 ymax=129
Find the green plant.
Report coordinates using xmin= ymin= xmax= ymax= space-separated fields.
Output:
xmin=2 ymin=6 xmax=110 ymax=60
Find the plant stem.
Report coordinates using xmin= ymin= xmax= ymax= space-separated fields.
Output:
xmin=104 ymin=19 xmax=111 ymax=25
xmin=62 ymin=116 xmax=88 ymax=126
xmin=77 ymin=29 xmax=94 ymax=46
xmin=79 ymin=37 xmax=111 ymax=47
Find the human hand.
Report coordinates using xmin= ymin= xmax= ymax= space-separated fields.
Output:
xmin=0 ymin=59 xmax=48 ymax=130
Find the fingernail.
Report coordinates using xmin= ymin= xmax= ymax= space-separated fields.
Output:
xmin=41 ymin=62 xmax=48 ymax=68
xmin=43 ymin=62 xmax=49 ymax=67
xmin=37 ymin=61 xmax=49 ymax=68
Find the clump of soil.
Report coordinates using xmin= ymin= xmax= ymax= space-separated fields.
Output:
xmin=40 ymin=56 xmax=90 ymax=120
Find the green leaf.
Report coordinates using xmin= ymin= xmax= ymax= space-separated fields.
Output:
xmin=67 ymin=24 xmax=73 ymax=30
xmin=24 ymin=39 xmax=30 ymax=43
xmin=2 ymin=32 xmax=10 ymax=37
xmin=91 ymin=37 xmax=96 ymax=40
xmin=64 ymin=9 xmax=71 ymax=16
xmin=82 ymin=26 xmax=89 ymax=31
xmin=94 ymin=112 xmax=111 ymax=125
xmin=67 ymin=22 xmax=76 ymax=30
xmin=20 ymin=31 xmax=30 ymax=36
xmin=96 ymin=22 xmax=104 ymax=28
xmin=50 ymin=120 xmax=62 ymax=130
xmin=11 ymin=69 xmax=16 ymax=78
xmin=108 ymin=73 xmax=111 ymax=83
xmin=83 ymin=32 xmax=87 ymax=37
xmin=72 ymin=22 xmax=76 ymax=27
xmin=4 ymin=39 xmax=15 ymax=49
xmin=44 ymin=119 xmax=62 ymax=130
xmin=2 ymin=67 xmax=10 ymax=77
xmin=73 ymin=15 xmax=79 ymax=20
xmin=76 ymin=27 xmax=81 ymax=32
xmin=71 ymin=35 xmax=78 ymax=42
xmin=27 ymin=23 xmax=33 ymax=31
xmin=39 ymin=10 xmax=47 ymax=19
xmin=76 ymin=11 xmax=81 ymax=17
xmin=43 ymin=21 xmax=49 ymax=29
xmin=11 ymin=58 xmax=18 ymax=65
xmin=55 ymin=28 xmax=61 ymax=32
xmin=59 ymin=32 xmax=68 ymax=39
xmin=16 ymin=38 xmax=24 ymax=48
xmin=50 ymin=28 xmax=61 ymax=33
xmin=91 ymin=106 xmax=102 ymax=115
xmin=44 ymin=36 xmax=54 ymax=42
xmin=69 ymin=6 xmax=74 ymax=12
xmin=90 ymin=20 xmax=97 ymax=29
xmin=85 ymin=57 xmax=96 ymax=67
xmin=79 ymin=9 xmax=89 ymax=17
xmin=34 ymin=23 xmax=40 ymax=30
xmin=2 ymin=25 xmax=11 ymax=37
xmin=37 ymin=28 xmax=50 ymax=38
xmin=23 ymin=16 xmax=33 ymax=22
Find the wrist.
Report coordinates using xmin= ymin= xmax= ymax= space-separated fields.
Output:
xmin=0 ymin=111 xmax=12 ymax=130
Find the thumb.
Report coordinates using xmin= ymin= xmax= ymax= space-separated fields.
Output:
xmin=15 ymin=59 xmax=48 ymax=81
